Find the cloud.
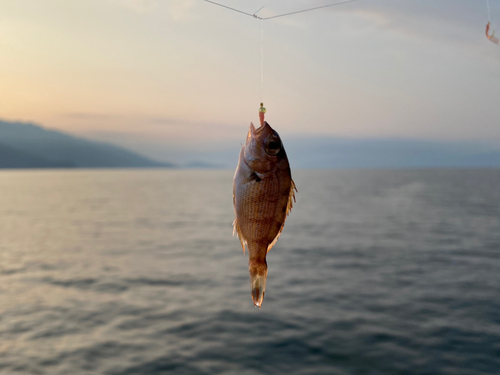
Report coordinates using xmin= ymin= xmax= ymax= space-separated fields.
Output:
xmin=147 ymin=116 xmax=242 ymax=135
xmin=147 ymin=116 xmax=194 ymax=126
xmin=61 ymin=113 xmax=119 ymax=120
xmin=61 ymin=112 xmax=234 ymax=129
xmin=167 ymin=0 xmax=197 ymax=21
xmin=148 ymin=116 xmax=225 ymax=127
xmin=109 ymin=0 xmax=197 ymax=20
xmin=63 ymin=112 xmax=245 ymax=141
xmin=341 ymin=0 xmax=486 ymax=46
xmin=108 ymin=0 xmax=159 ymax=13
xmin=258 ymin=0 xmax=487 ymax=47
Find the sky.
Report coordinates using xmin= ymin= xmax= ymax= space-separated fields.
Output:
xmin=1 ymin=0 xmax=500 ymax=163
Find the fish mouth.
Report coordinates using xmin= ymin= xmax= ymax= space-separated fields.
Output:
xmin=250 ymin=122 xmax=270 ymax=137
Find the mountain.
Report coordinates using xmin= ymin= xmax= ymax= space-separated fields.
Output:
xmin=283 ymin=138 xmax=500 ymax=169
xmin=0 ymin=142 xmax=74 ymax=169
xmin=116 ymin=136 xmax=500 ymax=169
xmin=183 ymin=160 xmax=225 ymax=169
xmin=0 ymin=120 xmax=174 ymax=169
xmin=4 ymin=118 xmax=499 ymax=170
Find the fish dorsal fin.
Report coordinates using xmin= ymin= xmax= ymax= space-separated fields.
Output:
xmin=267 ymin=179 xmax=297 ymax=253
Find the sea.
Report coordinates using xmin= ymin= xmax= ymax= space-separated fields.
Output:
xmin=1 ymin=168 xmax=499 ymax=375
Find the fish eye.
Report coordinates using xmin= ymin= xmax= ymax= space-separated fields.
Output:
xmin=264 ymin=136 xmax=281 ymax=156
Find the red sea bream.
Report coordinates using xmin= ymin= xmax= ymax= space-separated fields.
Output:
xmin=233 ymin=122 xmax=296 ymax=308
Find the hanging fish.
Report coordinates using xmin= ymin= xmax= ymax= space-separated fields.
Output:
xmin=486 ymin=22 xmax=500 ymax=45
xmin=233 ymin=121 xmax=296 ymax=308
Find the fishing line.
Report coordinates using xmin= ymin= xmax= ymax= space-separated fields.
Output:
xmin=204 ymin=0 xmax=365 ymax=111
xmin=204 ymin=0 xmax=363 ymax=20
xmin=486 ymin=0 xmax=491 ymax=22
xmin=260 ymin=18 xmax=264 ymax=102
xmin=262 ymin=0 xmax=361 ymax=20
xmin=254 ymin=5 xmax=265 ymax=16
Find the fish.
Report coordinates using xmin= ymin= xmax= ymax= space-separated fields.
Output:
xmin=233 ymin=121 xmax=296 ymax=308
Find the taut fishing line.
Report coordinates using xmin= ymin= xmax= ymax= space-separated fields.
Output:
xmin=204 ymin=0 xmax=364 ymax=111
xmin=260 ymin=18 xmax=264 ymax=102
xmin=205 ymin=0 xmax=362 ymax=20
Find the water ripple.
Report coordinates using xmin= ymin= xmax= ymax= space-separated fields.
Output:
xmin=1 ymin=169 xmax=500 ymax=374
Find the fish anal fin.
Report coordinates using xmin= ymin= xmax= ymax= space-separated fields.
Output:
xmin=233 ymin=218 xmax=246 ymax=254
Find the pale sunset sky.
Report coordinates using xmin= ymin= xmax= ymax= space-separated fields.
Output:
xmin=1 ymin=0 xmax=500 ymax=162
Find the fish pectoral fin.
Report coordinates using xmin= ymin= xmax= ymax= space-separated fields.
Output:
xmin=266 ymin=179 xmax=297 ymax=253
xmin=233 ymin=218 xmax=246 ymax=253
xmin=255 ymin=171 xmax=273 ymax=180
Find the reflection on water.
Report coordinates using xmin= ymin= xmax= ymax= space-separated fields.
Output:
xmin=1 ymin=169 xmax=500 ymax=374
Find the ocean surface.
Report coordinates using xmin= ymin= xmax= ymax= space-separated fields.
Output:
xmin=1 ymin=168 xmax=499 ymax=375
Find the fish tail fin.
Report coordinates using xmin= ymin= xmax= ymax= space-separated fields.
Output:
xmin=249 ymin=259 xmax=268 ymax=308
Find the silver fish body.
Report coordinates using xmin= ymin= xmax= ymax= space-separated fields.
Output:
xmin=233 ymin=122 xmax=296 ymax=308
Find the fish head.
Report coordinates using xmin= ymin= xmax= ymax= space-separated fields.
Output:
xmin=243 ymin=122 xmax=288 ymax=174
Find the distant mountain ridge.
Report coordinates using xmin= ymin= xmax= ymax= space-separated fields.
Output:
xmin=130 ymin=136 xmax=500 ymax=169
xmin=3 ymin=119 xmax=500 ymax=170
xmin=283 ymin=137 xmax=500 ymax=169
xmin=0 ymin=119 xmax=174 ymax=169
xmin=0 ymin=142 xmax=74 ymax=169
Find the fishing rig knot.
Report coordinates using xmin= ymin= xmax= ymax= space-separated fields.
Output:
xmin=205 ymin=0 xmax=361 ymax=21
xmin=253 ymin=5 xmax=264 ymax=19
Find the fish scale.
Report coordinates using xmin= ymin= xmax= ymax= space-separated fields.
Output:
xmin=239 ymin=178 xmax=281 ymax=244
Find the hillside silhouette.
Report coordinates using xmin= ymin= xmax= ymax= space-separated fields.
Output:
xmin=0 ymin=120 xmax=173 ymax=169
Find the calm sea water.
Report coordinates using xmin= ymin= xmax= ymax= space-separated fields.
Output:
xmin=1 ymin=168 xmax=500 ymax=375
